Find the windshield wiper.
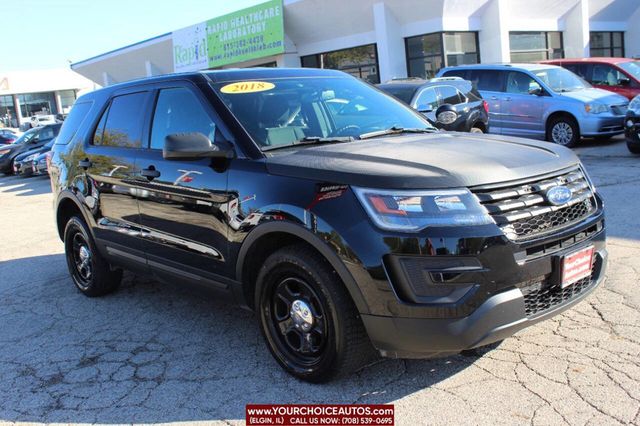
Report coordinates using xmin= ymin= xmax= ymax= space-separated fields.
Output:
xmin=262 ymin=136 xmax=355 ymax=152
xmin=358 ymin=126 xmax=436 ymax=140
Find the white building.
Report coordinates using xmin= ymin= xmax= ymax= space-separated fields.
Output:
xmin=0 ymin=68 xmax=98 ymax=128
xmin=71 ymin=0 xmax=640 ymax=87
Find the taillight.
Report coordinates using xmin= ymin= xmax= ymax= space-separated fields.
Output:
xmin=483 ymin=100 xmax=489 ymax=114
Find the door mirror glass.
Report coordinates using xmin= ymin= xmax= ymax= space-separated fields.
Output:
xmin=435 ymin=104 xmax=458 ymax=125
xmin=416 ymin=103 xmax=434 ymax=113
xmin=163 ymin=132 xmax=234 ymax=160
xmin=529 ymin=82 xmax=543 ymax=96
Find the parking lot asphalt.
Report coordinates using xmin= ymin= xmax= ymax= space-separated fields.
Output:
xmin=0 ymin=136 xmax=639 ymax=425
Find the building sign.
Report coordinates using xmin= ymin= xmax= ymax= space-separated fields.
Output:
xmin=173 ymin=0 xmax=284 ymax=72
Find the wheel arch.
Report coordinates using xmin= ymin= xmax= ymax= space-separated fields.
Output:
xmin=545 ymin=110 xmax=580 ymax=138
xmin=235 ymin=221 xmax=369 ymax=315
xmin=55 ymin=192 xmax=92 ymax=242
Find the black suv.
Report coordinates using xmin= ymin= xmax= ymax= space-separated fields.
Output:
xmin=0 ymin=123 xmax=61 ymax=174
xmin=378 ymin=77 xmax=489 ymax=133
xmin=51 ymin=68 xmax=606 ymax=382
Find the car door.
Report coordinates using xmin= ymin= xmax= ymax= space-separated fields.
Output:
xmin=500 ymin=71 xmax=546 ymax=139
xmin=468 ymin=69 xmax=505 ymax=134
xmin=82 ymin=90 xmax=151 ymax=268
xmin=134 ymin=83 xmax=234 ymax=284
xmin=590 ymin=63 xmax=632 ymax=97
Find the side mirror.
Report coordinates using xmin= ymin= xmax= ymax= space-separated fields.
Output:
xmin=163 ymin=132 xmax=235 ymax=161
xmin=619 ymin=79 xmax=631 ymax=87
xmin=435 ymin=104 xmax=458 ymax=125
xmin=417 ymin=103 xmax=434 ymax=113
xmin=529 ymin=86 xmax=543 ymax=96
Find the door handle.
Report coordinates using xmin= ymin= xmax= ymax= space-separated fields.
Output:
xmin=141 ymin=166 xmax=161 ymax=180
xmin=78 ymin=159 xmax=92 ymax=169
xmin=504 ymin=97 xmax=512 ymax=101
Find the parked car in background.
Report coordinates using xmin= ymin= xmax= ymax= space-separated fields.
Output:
xmin=543 ymin=58 xmax=640 ymax=100
xmin=31 ymin=150 xmax=50 ymax=176
xmin=13 ymin=139 xmax=55 ymax=176
xmin=378 ymin=77 xmax=489 ymax=133
xmin=51 ymin=68 xmax=606 ymax=382
xmin=438 ymin=64 xmax=629 ymax=147
xmin=0 ymin=134 xmax=17 ymax=144
xmin=0 ymin=129 xmax=19 ymax=138
xmin=0 ymin=123 xmax=61 ymax=174
xmin=625 ymin=94 xmax=640 ymax=154
xmin=30 ymin=114 xmax=57 ymax=128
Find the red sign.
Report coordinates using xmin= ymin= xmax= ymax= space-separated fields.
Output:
xmin=561 ymin=246 xmax=594 ymax=288
xmin=246 ymin=404 xmax=394 ymax=425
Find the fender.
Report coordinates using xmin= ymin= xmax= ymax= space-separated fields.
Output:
xmin=235 ymin=221 xmax=370 ymax=314
xmin=55 ymin=189 xmax=97 ymax=241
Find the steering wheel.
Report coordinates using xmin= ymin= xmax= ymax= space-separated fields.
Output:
xmin=333 ymin=125 xmax=361 ymax=137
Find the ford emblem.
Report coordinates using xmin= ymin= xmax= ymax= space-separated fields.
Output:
xmin=546 ymin=186 xmax=572 ymax=206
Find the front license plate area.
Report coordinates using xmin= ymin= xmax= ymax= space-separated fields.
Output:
xmin=561 ymin=246 xmax=594 ymax=288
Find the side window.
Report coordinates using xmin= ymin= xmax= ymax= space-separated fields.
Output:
xmin=93 ymin=92 xmax=148 ymax=148
xmin=415 ymin=87 xmax=438 ymax=111
xmin=438 ymin=85 xmax=463 ymax=105
xmin=591 ymin=64 xmax=623 ymax=86
xmin=39 ymin=127 xmax=55 ymax=140
xmin=150 ymin=87 xmax=215 ymax=150
xmin=54 ymin=102 xmax=92 ymax=145
xmin=476 ymin=70 xmax=504 ymax=92
xmin=442 ymin=69 xmax=467 ymax=79
xmin=564 ymin=64 xmax=588 ymax=80
xmin=506 ymin=72 xmax=540 ymax=94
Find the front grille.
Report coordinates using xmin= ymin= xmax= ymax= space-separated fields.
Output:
xmin=611 ymin=103 xmax=628 ymax=116
xmin=521 ymin=275 xmax=593 ymax=317
xmin=472 ymin=168 xmax=596 ymax=242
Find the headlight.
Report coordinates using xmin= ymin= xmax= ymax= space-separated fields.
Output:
xmin=23 ymin=154 xmax=37 ymax=162
xmin=353 ymin=187 xmax=494 ymax=231
xmin=629 ymin=95 xmax=640 ymax=113
xmin=584 ymin=103 xmax=609 ymax=114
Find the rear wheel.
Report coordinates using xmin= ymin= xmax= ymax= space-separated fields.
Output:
xmin=547 ymin=115 xmax=579 ymax=147
xmin=64 ymin=216 xmax=122 ymax=297
xmin=627 ymin=141 xmax=640 ymax=154
xmin=256 ymin=245 xmax=374 ymax=382
xmin=470 ymin=126 xmax=484 ymax=134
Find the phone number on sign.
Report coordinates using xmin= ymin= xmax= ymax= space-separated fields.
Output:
xmin=246 ymin=404 xmax=395 ymax=425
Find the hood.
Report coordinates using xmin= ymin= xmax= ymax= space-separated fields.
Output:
xmin=265 ymin=132 xmax=579 ymax=189
xmin=559 ymin=88 xmax=628 ymax=105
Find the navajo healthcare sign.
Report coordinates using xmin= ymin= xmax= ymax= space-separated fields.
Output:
xmin=173 ymin=0 xmax=284 ymax=72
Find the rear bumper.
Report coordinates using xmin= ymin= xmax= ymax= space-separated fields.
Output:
xmin=362 ymin=247 xmax=607 ymax=359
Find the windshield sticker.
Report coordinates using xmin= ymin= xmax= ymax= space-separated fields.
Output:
xmin=220 ymin=81 xmax=275 ymax=94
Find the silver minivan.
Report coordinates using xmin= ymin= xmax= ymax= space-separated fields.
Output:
xmin=437 ymin=63 xmax=628 ymax=146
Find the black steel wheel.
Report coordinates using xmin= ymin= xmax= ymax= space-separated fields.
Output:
xmin=64 ymin=215 xmax=122 ymax=297
xmin=256 ymin=245 xmax=375 ymax=382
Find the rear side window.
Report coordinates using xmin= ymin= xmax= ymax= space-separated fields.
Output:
xmin=437 ymin=85 xmax=463 ymax=104
xmin=563 ymin=63 xmax=589 ymax=81
xmin=415 ymin=87 xmax=438 ymax=110
xmin=442 ymin=69 xmax=468 ymax=79
xmin=38 ymin=126 xmax=56 ymax=141
xmin=150 ymin=87 xmax=215 ymax=150
xmin=469 ymin=70 xmax=504 ymax=92
xmin=93 ymin=92 xmax=148 ymax=148
xmin=54 ymin=101 xmax=92 ymax=145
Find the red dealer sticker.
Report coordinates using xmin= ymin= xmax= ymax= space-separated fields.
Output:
xmin=561 ymin=246 xmax=594 ymax=288
xmin=246 ymin=404 xmax=394 ymax=425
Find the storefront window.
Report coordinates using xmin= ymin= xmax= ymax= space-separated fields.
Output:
xmin=17 ymin=92 xmax=58 ymax=117
xmin=590 ymin=32 xmax=624 ymax=57
xmin=0 ymin=95 xmax=17 ymax=127
xmin=509 ymin=32 xmax=564 ymax=62
xmin=406 ymin=32 xmax=479 ymax=79
xmin=300 ymin=44 xmax=380 ymax=84
xmin=59 ymin=90 xmax=77 ymax=114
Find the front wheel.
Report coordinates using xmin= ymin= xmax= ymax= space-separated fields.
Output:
xmin=627 ymin=141 xmax=640 ymax=154
xmin=469 ymin=126 xmax=484 ymax=134
xmin=256 ymin=245 xmax=374 ymax=382
xmin=547 ymin=116 xmax=579 ymax=147
xmin=64 ymin=216 xmax=122 ymax=297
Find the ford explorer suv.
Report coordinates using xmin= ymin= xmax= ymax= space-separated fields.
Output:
xmin=50 ymin=68 xmax=606 ymax=382
xmin=543 ymin=57 xmax=640 ymax=100
xmin=438 ymin=64 xmax=628 ymax=146
xmin=378 ymin=77 xmax=489 ymax=133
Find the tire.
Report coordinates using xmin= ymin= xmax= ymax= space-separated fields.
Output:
xmin=628 ymin=141 xmax=640 ymax=154
xmin=547 ymin=115 xmax=579 ymax=147
xmin=470 ymin=126 xmax=484 ymax=134
xmin=255 ymin=245 xmax=375 ymax=382
xmin=63 ymin=216 xmax=122 ymax=297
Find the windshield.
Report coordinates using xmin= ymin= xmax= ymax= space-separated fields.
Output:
xmin=617 ymin=61 xmax=640 ymax=81
xmin=533 ymin=68 xmax=591 ymax=92
xmin=13 ymin=128 xmax=38 ymax=145
xmin=212 ymin=76 xmax=434 ymax=150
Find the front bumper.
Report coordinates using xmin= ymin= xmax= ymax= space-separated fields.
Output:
xmin=625 ymin=112 xmax=640 ymax=145
xmin=580 ymin=114 xmax=625 ymax=137
xmin=363 ymin=246 xmax=606 ymax=358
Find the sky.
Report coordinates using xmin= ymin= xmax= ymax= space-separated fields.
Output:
xmin=1 ymin=0 xmax=263 ymax=73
